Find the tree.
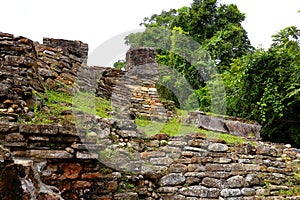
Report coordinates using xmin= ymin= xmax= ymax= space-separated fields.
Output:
xmin=125 ymin=0 xmax=252 ymax=111
xmin=139 ymin=0 xmax=253 ymax=68
xmin=225 ymin=26 xmax=300 ymax=146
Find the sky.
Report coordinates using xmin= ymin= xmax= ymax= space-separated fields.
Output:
xmin=0 ymin=0 xmax=299 ymax=65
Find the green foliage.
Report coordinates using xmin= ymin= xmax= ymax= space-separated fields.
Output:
xmin=135 ymin=112 xmax=246 ymax=144
xmin=135 ymin=117 xmax=200 ymax=137
xmin=113 ymin=59 xmax=126 ymax=69
xmin=72 ymin=91 xmax=112 ymax=118
xmin=98 ymin=149 xmax=119 ymax=160
xmin=99 ymin=167 xmax=113 ymax=174
xmin=21 ymin=89 xmax=112 ymax=124
xmin=225 ymin=26 xmax=300 ymax=147
xmin=125 ymin=0 xmax=252 ymax=112
xmin=130 ymin=0 xmax=252 ymax=68
xmin=22 ymin=90 xmax=72 ymax=124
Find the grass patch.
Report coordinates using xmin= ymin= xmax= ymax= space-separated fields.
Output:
xmin=21 ymin=90 xmax=112 ymax=124
xmin=72 ymin=91 xmax=112 ymax=118
xmin=135 ymin=117 xmax=201 ymax=137
xmin=202 ymin=129 xmax=246 ymax=143
xmin=135 ymin=116 xmax=246 ymax=144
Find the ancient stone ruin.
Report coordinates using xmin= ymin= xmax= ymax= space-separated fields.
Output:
xmin=0 ymin=32 xmax=299 ymax=199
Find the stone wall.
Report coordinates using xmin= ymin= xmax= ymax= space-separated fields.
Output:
xmin=43 ymin=37 xmax=88 ymax=64
xmin=0 ymin=32 xmax=90 ymax=124
xmin=1 ymin=32 xmax=300 ymax=199
xmin=186 ymin=111 xmax=262 ymax=140
xmin=96 ymin=48 xmax=174 ymax=121
xmin=0 ymin=32 xmax=173 ymax=122
xmin=0 ymin=120 xmax=299 ymax=199
xmin=0 ymin=32 xmax=40 ymax=122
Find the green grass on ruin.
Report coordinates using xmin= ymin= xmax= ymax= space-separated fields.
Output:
xmin=135 ymin=115 xmax=246 ymax=144
xmin=22 ymin=89 xmax=246 ymax=144
xmin=21 ymin=90 xmax=112 ymax=124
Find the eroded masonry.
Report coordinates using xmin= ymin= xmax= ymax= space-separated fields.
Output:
xmin=0 ymin=32 xmax=299 ymax=199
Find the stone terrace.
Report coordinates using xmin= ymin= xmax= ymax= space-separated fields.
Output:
xmin=0 ymin=32 xmax=299 ymax=199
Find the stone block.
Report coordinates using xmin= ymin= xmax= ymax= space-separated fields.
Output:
xmin=159 ymin=173 xmax=186 ymax=186
xmin=179 ymin=186 xmax=209 ymax=197
xmin=150 ymin=157 xmax=173 ymax=165
xmin=202 ymin=177 xmax=222 ymax=188
xmin=169 ymin=164 xmax=188 ymax=173
xmin=140 ymin=151 xmax=166 ymax=159
xmin=40 ymin=124 xmax=59 ymax=134
xmin=241 ymin=188 xmax=256 ymax=196
xmin=208 ymin=143 xmax=229 ymax=152
xmin=0 ymin=122 xmax=19 ymax=133
xmin=59 ymin=163 xmax=82 ymax=180
xmin=220 ymin=188 xmax=241 ymax=197
xmin=5 ymin=132 xmax=25 ymax=142
xmin=19 ymin=124 xmax=40 ymax=134
xmin=76 ymin=151 xmax=98 ymax=159
xmin=227 ymin=175 xmax=248 ymax=188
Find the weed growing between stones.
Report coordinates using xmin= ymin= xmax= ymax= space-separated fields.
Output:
xmin=19 ymin=90 xmax=112 ymax=125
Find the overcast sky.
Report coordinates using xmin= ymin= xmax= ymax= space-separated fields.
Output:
xmin=0 ymin=0 xmax=299 ymax=64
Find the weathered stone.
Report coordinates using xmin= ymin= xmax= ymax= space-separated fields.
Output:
xmin=243 ymin=164 xmax=261 ymax=171
xmin=202 ymin=177 xmax=221 ymax=188
xmin=81 ymin=172 xmax=102 ymax=179
xmin=76 ymin=151 xmax=98 ymax=159
xmin=245 ymin=174 xmax=263 ymax=186
xmin=225 ymin=120 xmax=261 ymax=138
xmin=28 ymin=136 xmax=50 ymax=141
xmin=186 ymin=111 xmax=261 ymax=139
xmin=208 ymin=188 xmax=221 ymax=198
xmin=117 ymin=119 xmax=137 ymax=130
xmin=5 ymin=133 xmax=25 ymax=142
xmin=179 ymin=186 xmax=209 ymax=197
xmin=256 ymin=188 xmax=270 ymax=196
xmin=150 ymin=157 xmax=173 ymax=165
xmin=215 ymin=157 xmax=232 ymax=163
xmin=159 ymin=173 xmax=186 ymax=186
xmin=168 ymin=140 xmax=187 ymax=146
xmin=157 ymin=187 xmax=178 ymax=193
xmin=184 ymin=172 xmax=206 ymax=178
xmin=12 ymin=150 xmax=73 ymax=159
xmin=220 ymin=189 xmax=241 ymax=197
xmin=174 ymin=158 xmax=192 ymax=164
xmin=4 ymin=55 xmax=35 ymax=66
xmin=161 ymin=146 xmax=182 ymax=153
xmin=184 ymin=146 xmax=208 ymax=153
xmin=205 ymin=164 xmax=227 ymax=171
xmin=208 ymin=143 xmax=229 ymax=152
xmin=73 ymin=181 xmax=92 ymax=189
xmin=38 ymin=68 xmax=58 ymax=78
xmin=59 ymin=163 xmax=82 ymax=179
xmin=205 ymin=171 xmax=232 ymax=179
xmin=114 ymin=192 xmax=138 ymax=200
xmin=59 ymin=125 xmax=80 ymax=136
xmin=40 ymin=124 xmax=59 ymax=134
xmin=118 ymin=130 xmax=139 ymax=138
xmin=187 ymin=164 xmax=206 ymax=172
xmin=149 ymin=134 xmax=169 ymax=140
xmin=0 ymin=122 xmax=19 ymax=133
xmin=227 ymin=175 xmax=248 ymax=188
xmin=256 ymin=144 xmax=271 ymax=155
xmin=169 ymin=164 xmax=187 ymax=173
xmin=140 ymin=151 xmax=166 ymax=159
xmin=7 ymin=107 xmax=14 ymax=113
xmin=19 ymin=124 xmax=40 ymax=134
xmin=241 ymin=188 xmax=256 ymax=196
